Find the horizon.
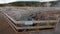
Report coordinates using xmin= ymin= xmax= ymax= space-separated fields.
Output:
xmin=0 ymin=0 xmax=57 ymax=4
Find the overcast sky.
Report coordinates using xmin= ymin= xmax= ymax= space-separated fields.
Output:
xmin=0 ymin=0 xmax=57 ymax=4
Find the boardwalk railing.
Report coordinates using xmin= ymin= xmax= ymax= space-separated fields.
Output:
xmin=2 ymin=11 xmax=59 ymax=33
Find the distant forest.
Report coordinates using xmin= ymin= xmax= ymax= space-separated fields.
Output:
xmin=0 ymin=1 xmax=59 ymax=7
xmin=8 ymin=1 xmax=41 ymax=7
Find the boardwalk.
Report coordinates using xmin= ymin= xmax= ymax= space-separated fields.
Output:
xmin=0 ymin=13 xmax=16 ymax=34
xmin=0 ymin=12 xmax=60 ymax=34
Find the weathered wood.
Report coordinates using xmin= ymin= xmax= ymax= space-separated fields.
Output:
xmin=2 ymin=11 xmax=58 ymax=33
xmin=1 ymin=7 xmax=59 ymax=34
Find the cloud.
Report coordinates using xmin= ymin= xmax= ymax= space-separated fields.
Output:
xmin=17 ymin=0 xmax=57 ymax=2
xmin=40 ymin=0 xmax=57 ymax=2
xmin=0 ymin=0 xmax=16 ymax=4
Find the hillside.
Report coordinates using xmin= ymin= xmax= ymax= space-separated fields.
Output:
xmin=0 ymin=1 xmax=59 ymax=7
xmin=8 ymin=1 xmax=41 ymax=7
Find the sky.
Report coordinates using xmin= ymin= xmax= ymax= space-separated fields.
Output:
xmin=0 ymin=0 xmax=57 ymax=4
